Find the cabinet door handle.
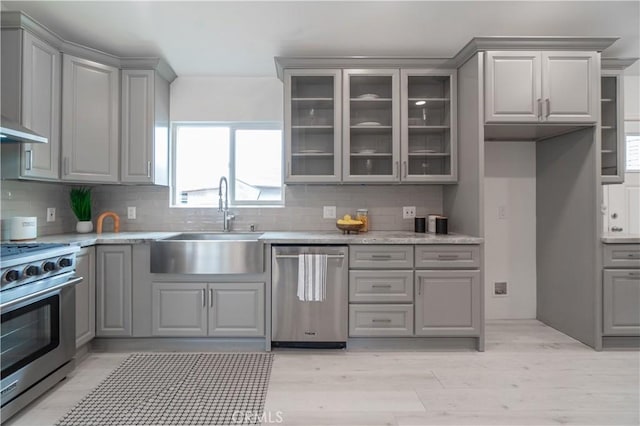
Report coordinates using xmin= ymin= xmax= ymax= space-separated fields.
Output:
xmin=64 ymin=157 xmax=69 ymax=175
xmin=418 ymin=281 xmax=423 ymax=295
xmin=371 ymin=254 xmax=392 ymax=260
xmin=403 ymin=161 xmax=407 ymax=178
xmin=25 ymin=150 xmax=32 ymax=170
xmin=372 ymin=284 xmax=392 ymax=289
xmin=287 ymin=161 xmax=291 ymax=177
xmin=372 ymin=318 xmax=392 ymax=323
xmin=537 ymin=99 xmax=542 ymax=120
xmin=394 ymin=161 xmax=399 ymax=178
xmin=437 ymin=254 xmax=460 ymax=260
xmin=147 ymin=161 xmax=151 ymax=178
xmin=202 ymin=289 xmax=206 ymax=308
xmin=545 ymin=98 xmax=550 ymax=119
xmin=209 ymin=289 xmax=214 ymax=307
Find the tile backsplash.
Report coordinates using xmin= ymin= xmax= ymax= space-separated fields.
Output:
xmin=1 ymin=180 xmax=76 ymax=238
xmin=1 ymin=180 xmax=443 ymax=235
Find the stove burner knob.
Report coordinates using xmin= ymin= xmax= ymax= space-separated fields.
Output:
xmin=24 ymin=265 xmax=40 ymax=276
xmin=42 ymin=261 xmax=56 ymax=272
xmin=58 ymin=258 xmax=73 ymax=268
xmin=3 ymin=270 xmax=20 ymax=282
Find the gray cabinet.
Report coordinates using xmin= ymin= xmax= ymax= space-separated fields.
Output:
xmin=75 ymin=246 xmax=96 ymax=348
xmin=284 ymin=69 xmax=342 ymax=183
xmin=208 ymin=283 xmax=265 ymax=337
xmin=349 ymin=304 xmax=414 ymax=337
xmin=343 ymin=69 xmax=400 ymax=183
xmin=415 ymin=245 xmax=480 ymax=269
xmin=400 ymin=69 xmax=457 ymax=182
xmin=485 ymin=51 xmax=598 ymax=123
xmin=349 ymin=270 xmax=414 ymax=303
xmin=414 ymin=270 xmax=481 ymax=336
xmin=96 ymin=245 xmax=132 ymax=336
xmin=151 ymin=282 xmax=265 ymax=337
xmin=1 ymin=29 xmax=61 ymax=180
xmin=61 ymin=54 xmax=119 ymax=182
xmin=603 ymin=270 xmax=640 ymax=335
xmin=601 ymin=70 xmax=625 ymax=184
xmin=121 ymin=69 xmax=170 ymax=185
xmin=349 ymin=245 xmax=414 ymax=269
xmin=151 ymin=282 xmax=208 ymax=336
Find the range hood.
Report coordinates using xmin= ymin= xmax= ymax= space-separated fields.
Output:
xmin=0 ymin=115 xmax=48 ymax=144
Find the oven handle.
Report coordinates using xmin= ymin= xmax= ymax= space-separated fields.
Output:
xmin=0 ymin=276 xmax=83 ymax=310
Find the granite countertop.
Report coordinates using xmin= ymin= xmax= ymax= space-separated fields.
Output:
xmin=3 ymin=230 xmax=483 ymax=246
xmin=601 ymin=233 xmax=640 ymax=244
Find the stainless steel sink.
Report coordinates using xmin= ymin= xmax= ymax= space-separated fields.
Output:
xmin=150 ymin=233 xmax=264 ymax=274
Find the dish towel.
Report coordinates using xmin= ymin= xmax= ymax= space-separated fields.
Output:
xmin=297 ymin=253 xmax=328 ymax=302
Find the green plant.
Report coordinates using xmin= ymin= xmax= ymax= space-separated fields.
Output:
xmin=70 ymin=187 xmax=92 ymax=221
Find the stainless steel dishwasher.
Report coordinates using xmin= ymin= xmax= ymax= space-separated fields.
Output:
xmin=272 ymin=245 xmax=348 ymax=348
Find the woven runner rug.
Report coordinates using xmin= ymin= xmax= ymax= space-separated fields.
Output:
xmin=56 ymin=353 xmax=274 ymax=426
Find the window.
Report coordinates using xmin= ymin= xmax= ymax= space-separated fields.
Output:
xmin=172 ymin=123 xmax=283 ymax=207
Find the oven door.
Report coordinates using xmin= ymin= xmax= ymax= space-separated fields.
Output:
xmin=0 ymin=274 xmax=80 ymax=407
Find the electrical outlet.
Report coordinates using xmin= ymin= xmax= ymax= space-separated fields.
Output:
xmin=323 ymin=206 xmax=336 ymax=219
xmin=127 ymin=206 xmax=137 ymax=220
xmin=494 ymin=282 xmax=508 ymax=296
xmin=46 ymin=207 xmax=56 ymax=222
xmin=402 ymin=206 xmax=416 ymax=219
xmin=498 ymin=205 xmax=507 ymax=220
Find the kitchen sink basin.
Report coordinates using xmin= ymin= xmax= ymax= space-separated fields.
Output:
xmin=150 ymin=233 xmax=264 ymax=274
xmin=164 ymin=232 xmax=261 ymax=241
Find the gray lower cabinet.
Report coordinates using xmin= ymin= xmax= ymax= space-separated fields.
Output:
xmin=414 ymin=270 xmax=481 ymax=336
xmin=96 ymin=245 xmax=132 ymax=336
xmin=75 ymin=246 xmax=96 ymax=348
xmin=349 ymin=304 xmax=413 ymax=336
xmin=603 ymin=270 xmax=640 ymax=335
xmin=151 ymin=282 xmax=265 ymax=337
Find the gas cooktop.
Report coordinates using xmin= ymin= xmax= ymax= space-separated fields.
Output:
xmin=0 ymin=243 xmax=66 ymax=260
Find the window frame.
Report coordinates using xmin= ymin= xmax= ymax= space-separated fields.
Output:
xmin=170 ymin=121 xmax=284 ymax=208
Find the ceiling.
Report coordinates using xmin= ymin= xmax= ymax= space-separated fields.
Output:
xmin=2 ymin=1 xmax=639 ymax=77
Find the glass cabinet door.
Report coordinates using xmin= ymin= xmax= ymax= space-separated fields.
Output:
xmin=401 ymin=70 xmax=457 ymax=182
xmin=343 ymin=69 xmax=400 ymax=182
xmin=284 ymin=69 xmax=342 ymax=183
xmin=601 ymin=71 xmax=624 ymax=184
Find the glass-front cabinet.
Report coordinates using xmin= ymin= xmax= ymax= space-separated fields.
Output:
xmin=401 ymin=70 xmax=457 ymax=182
xmin=343 ymin=69 xmax=400 ymax=183
xmin=284 ymin=69 xmax=342 ymax=183
xmin=601 ymin=69 xmax=624 ymax=184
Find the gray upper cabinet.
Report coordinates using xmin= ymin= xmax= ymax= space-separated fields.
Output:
xmin=61 ymin=54 xmax=119 ymax=183
xmin=343 ymin=69 xmax=400 ymax=183
xmin=401 ymin=69 xmax=457 ymax=182
xmin=75 ymin=246 xmax=96 ymax=348
xmin=121 ymin=69 xmax=170 ymax=185
xmin=1 ymin=29 xmax=61 ymax=180
xmin=601 ymin=69 xmax=625 ymax=184
xmin=96 ymin=245 xmax=132 ymax=336
xmin=284 ymin=69 xmax=342 ymax=183
xmin=485 ymin=51 xmax=598 ymax=123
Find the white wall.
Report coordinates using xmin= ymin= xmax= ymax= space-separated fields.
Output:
xmin=484 ymin=142 xmax=537 ymax=319
xmin=624 ymin=75 xmax=639 ymax=120
xmin=170 ymin=76 xmax=283 ymax=122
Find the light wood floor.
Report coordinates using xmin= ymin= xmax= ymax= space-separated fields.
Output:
xmin=6 ymin=320 xmax=639 ymax=426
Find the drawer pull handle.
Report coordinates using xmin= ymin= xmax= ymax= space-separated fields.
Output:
xmin=626 ymin=254 xmax=639 ymax=258
xmin=371 ymin=284 xmax=392 ymax=289
xmin=437 ymin=254 xmax=460 ymax=260
xmin=371 ymin=255 xmax=392 ymax=260
xmin=628 ymin=272 xmax=640 ymax=277
xmin=372 ymin=319 xmax=392 ymax=323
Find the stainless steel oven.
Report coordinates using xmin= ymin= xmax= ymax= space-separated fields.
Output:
xmin=0 ymin=244 xmax=81 ymax=423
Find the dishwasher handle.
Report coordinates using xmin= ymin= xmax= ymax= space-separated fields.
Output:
xmin=275 ymin=254 xmax=344 ymax=259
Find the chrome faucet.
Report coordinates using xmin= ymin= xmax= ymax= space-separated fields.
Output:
xmin=218 ymin=176 xmax=235 ymax=232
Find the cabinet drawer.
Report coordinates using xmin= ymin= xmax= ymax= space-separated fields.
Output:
xmin=349 ymin=245 xmax=414 ymax=269
xmin=603 ymin=244 xmax=640 ymax=268
xmin=603 ymin=269 xmax=640 ymax=335
xmin=349 ymin=270 xmax=414 ymax=303
xmin=349 ymin=304 xmax=413 ymax=337
xmin=415 ymin=245 xmax=480 ymax=269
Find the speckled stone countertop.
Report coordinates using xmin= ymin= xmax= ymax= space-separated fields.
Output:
xmin=259 ymin=231 xmax=483 ymax=244
xmin=601 ymin=234 xmax=640 ymax=244
xmin=4 ymin=230 xmax=482 ymax=246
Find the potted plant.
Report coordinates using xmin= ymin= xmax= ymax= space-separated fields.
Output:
xmin=70 ymin=187 xmax=93 ymax=233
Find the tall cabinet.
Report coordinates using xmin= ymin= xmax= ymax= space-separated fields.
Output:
xmin=61 ymin=54 xmax=120 ymax=183
xmin=1 ymin=29 xmax=61 ymax=180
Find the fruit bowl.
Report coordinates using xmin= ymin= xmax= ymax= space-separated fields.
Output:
xmin=336 ymin=222 xmax=363 ymax=234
